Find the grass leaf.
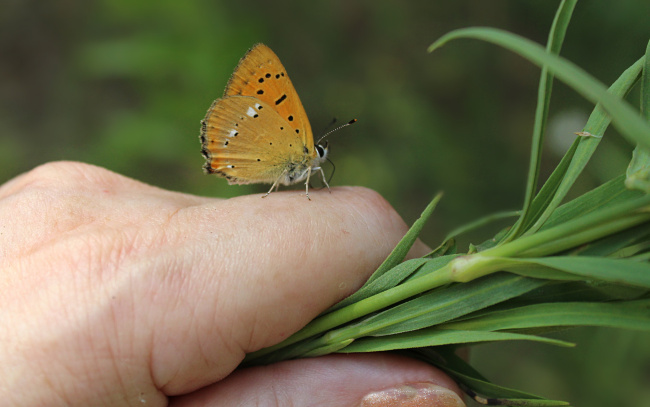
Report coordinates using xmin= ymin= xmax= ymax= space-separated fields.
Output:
xmin=442 ymin=299 xmax=650 ymax=332
xmin=539 ymin=175 xmax=642 ymax=231
xmin=520 ymin=58 xmax=644 ymax=235
xmin=338 ymin=328 xmax=573 ymax=353
xmin=625 ymin=39 xmax=650 ymax=193
xmin=506 ymin=0 xmax=577 ymax=241
xmin=325 ymin=274 xmax=546 ymax=339
xmin=428 ymin=29 xmax=650 ymax=150
xmin=324 ymin=258 xmax=428 ymax=313
xmin=363 ymin=193 xmax=442 ymax=286
xmin=503 ymin=256 xmax=650 ymax=289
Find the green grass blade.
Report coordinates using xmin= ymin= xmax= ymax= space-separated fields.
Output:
xmin=482 ymin=194 xmax=650 ymax=258
xmin=513 ymin=140 xmax=579 ymax=236
xmin=640 ymin=41 xmax=650 ymax=120
xmin=522 ymin=59 xmax=644 ymax=235
xmin=440 ymin=209 xmax=519 ymax=244
xmin=324 ymin=274 xmax=546 ymax=340
xmin=429 ymin=28 xmax=646 ymax=238
xmin=570 ymin=223 xmax=650 ymax=257
xmin=626 ymin=147 xmax=650 ymax=193
xmin=404 ymin=253 xmax=460 ymax=281
xmin=427 ymin=237 xmax=457 ymax=257
xmin=626 ymin=39 xmax=650 ymax=193
xmin=539 ymin=174 xmax=641 ymax=231
xmin=442 ymin=299 xmax=650 ymax=332
xmin=519 ymin=216 xmax=650 ymax=257
xmin=507 ymin=0 xmax=577 ymax=241
xmin=507 ymin=280 xmax=647 ymax=303
xmin=503 ymin=256 xmax=650 ymax=289
xmin=325 ymin=258 xmax=428 ymax=312
xmin=301 ymin=339 xmax=354 ymax=358
xmin=428 ymin=28 xmax=650 ymax=150
xmin=364 ymin=193 xmax=442 ymax=285
xmin=338 ymin=328 xmax=573 ymax=353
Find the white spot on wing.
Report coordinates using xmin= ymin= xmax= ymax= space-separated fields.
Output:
xmin=228 ymin=129 xmax=238 ymax=137
xmin=226 ymin=165 xmax=234 ymax=168
xmin=255 ymin=103 xmax=262 ymax=110
xmin=247 ymin=106 xmax=257 ymax=117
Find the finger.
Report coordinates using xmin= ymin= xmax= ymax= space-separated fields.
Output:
xmin=169 ymin=354 xmax=465 ymax=407
xmin=0 ymin=161 xmax=207 ymax=262
xmin=148 ymin=186 xmax=426 ymax=394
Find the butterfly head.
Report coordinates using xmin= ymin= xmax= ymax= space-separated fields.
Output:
xmin=315 ymin=140 xmax=329 ymax=163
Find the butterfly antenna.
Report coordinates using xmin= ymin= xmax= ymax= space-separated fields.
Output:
xmin=316 ymin=119 xmax=357 ymax=145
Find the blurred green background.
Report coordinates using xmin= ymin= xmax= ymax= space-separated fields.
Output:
xmin=2 ymin=0 xmax=649 ymax=405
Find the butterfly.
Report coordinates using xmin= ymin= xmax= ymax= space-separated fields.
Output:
xmin=200 ymin=43 xmax=330 ymax=200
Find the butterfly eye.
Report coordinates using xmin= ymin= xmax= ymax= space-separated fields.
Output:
xmin=316 ymin=143 xmax=329 ymax=159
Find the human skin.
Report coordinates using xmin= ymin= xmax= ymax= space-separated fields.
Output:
xmin=0 ymin=161 xmax=465 ymax=406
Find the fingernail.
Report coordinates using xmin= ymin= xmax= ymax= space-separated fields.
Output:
xmin=359 ymin=382 xmax=465 ymax=407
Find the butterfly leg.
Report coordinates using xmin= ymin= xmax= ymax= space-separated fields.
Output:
xmin=315 ymin=167 xmax=331 ymax=193
xmin=304 ymin=166 xmax=313 ymax=200
xmin=263 ymin=170 xmax=287 ymax=198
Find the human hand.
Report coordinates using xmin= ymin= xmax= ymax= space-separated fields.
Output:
xmin=0 ymin=162 xmax=465 ymax=407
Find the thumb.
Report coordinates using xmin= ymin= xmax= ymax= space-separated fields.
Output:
xmin=170 ymin=354 xmax=465 ymax=407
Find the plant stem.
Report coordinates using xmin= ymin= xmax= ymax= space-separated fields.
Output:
xmin=482 ymin=195 xmax=650 ymax=258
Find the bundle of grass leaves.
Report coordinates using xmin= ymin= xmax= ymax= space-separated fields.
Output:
xmin=244 ymin=1 xmax=650 ymax=405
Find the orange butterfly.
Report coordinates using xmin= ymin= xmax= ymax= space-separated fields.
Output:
xmin=200 ymin=44 xmax=329 ymax=199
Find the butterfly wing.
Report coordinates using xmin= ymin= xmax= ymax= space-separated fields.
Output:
xmin=200 ymin=95 xmax=318 ymax=185
xmin=222 ymin=43 xmax=315 ymax=153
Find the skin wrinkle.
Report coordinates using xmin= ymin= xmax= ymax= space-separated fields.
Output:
xmin=347 ymin=196 xmax=396 ymax=265
xmin=107 ymin=282 xmax=134 ymax=405
xmin=162 ymin=311 xmax=201 ymax=391
xmin=103 ymin=314 xmax=131 ymax=406
xmin=194 ymin=266 xmax=243 ymax=381
xmin=97 ymin=233 xmax=175 ymax=399
xmin=192 ymin=223 xmax=256 ymax=354
xmin=188 ymin=195 xmax=333 ymax=355
xmin=146 ymin=229 xmax=248 ymax=393
xmin=7 ymin=199 xmax=167 ymax=404
xmin=1 ymin=188 xmax=95 ymax=262
xmin=148 ymin=256 xmax=196 ymax=388
xmin=73 ymin=250 xmax=134 ymax=405
xmin=188 ymin=243 xmax=249 ymax=362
